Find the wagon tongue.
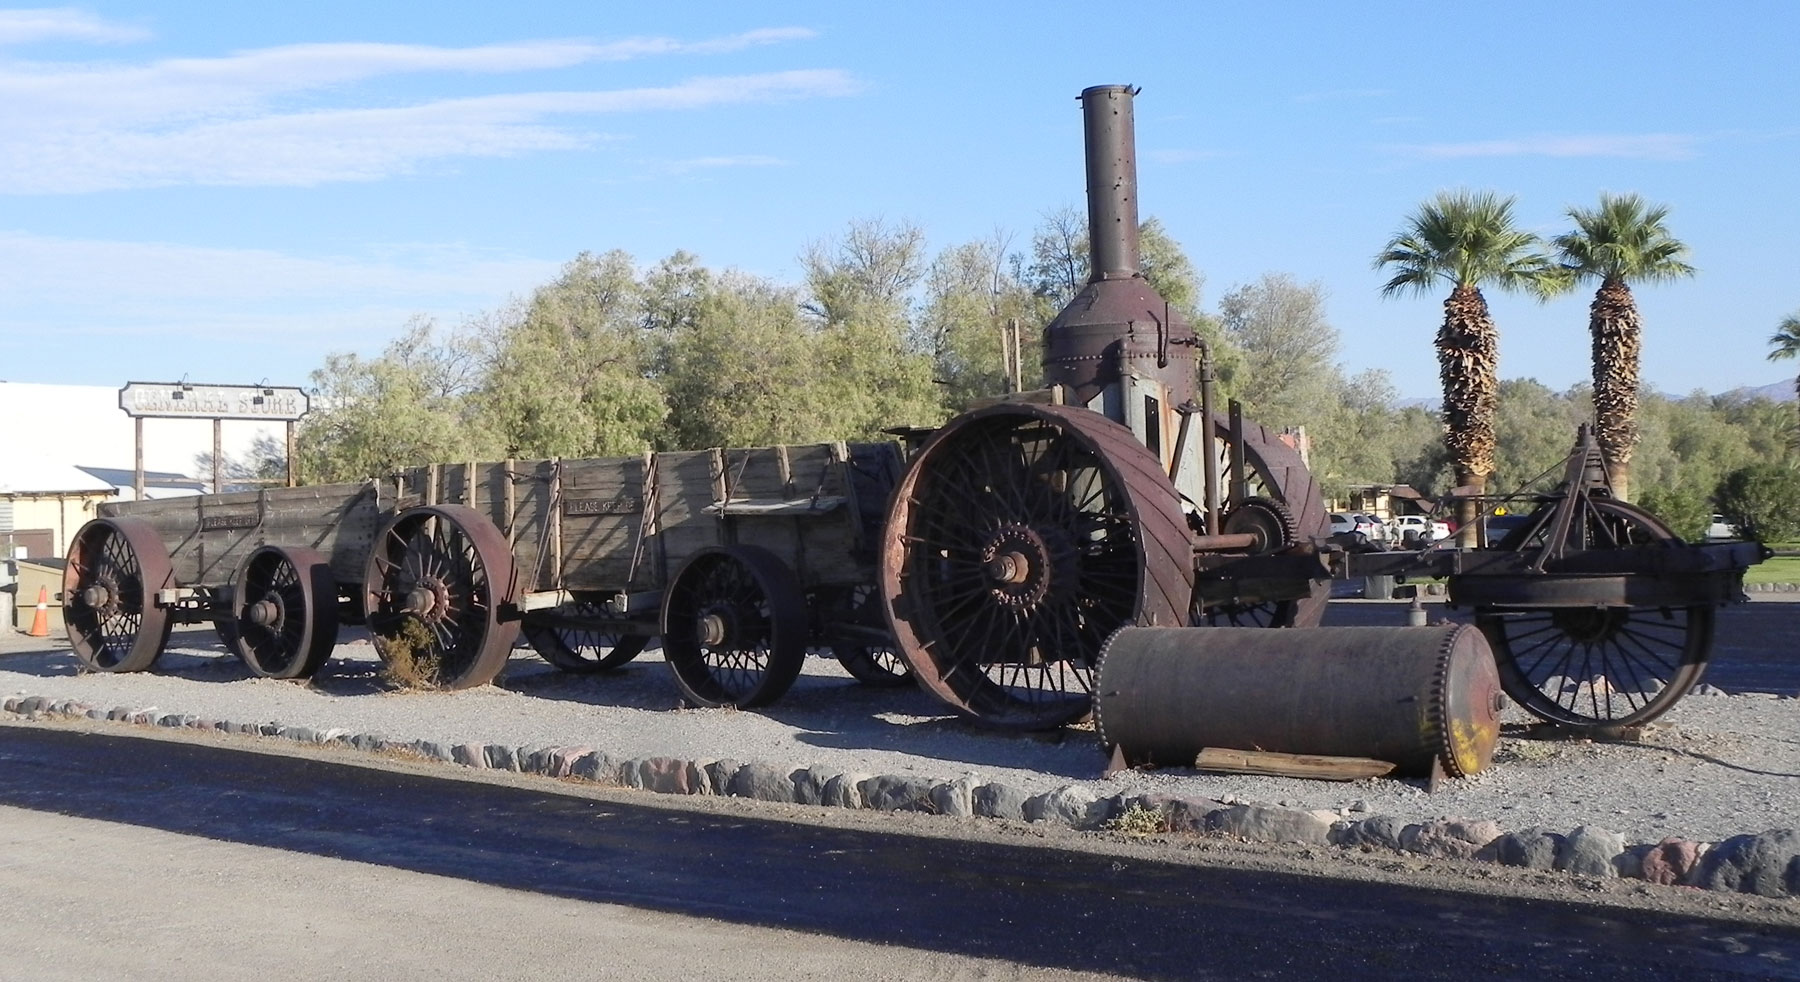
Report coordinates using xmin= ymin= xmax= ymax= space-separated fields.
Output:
xmin=1041 ymin=84 xmax=1197 ymax=413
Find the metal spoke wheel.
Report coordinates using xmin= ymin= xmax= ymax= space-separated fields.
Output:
xmin=362 ymin=505 xmax=520 ymax=690
xmin=1476 ymin=499 xmax=1712 ymax=729
xmin=522 ymin=601 xmax=649 ymax=674
xmin=63 ymin=518 xmax=175 ymax=673
xmin=232 ymin=545 xmax=338 ymax=679
xmin=1192 ymin=415 xmax=1332 ymax=628
xmin=661 ymin=545 xmax=808 ymax=709
xmin=825 ymin=584 xmax=912 ymax=687
xmin=881 ymin=404 xmax=1194 ymax=730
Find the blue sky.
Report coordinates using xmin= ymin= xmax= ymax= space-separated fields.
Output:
xmin=2 ymin=1 xmax=1796 ymax=400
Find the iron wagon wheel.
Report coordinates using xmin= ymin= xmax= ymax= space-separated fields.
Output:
xmin=231 ymin=545 xmax=338 ymax=679
xmin=880 ymin=403 xmax=1194 ymax=730
xmin=827 ymin=583 xmax=912 ymax=687
xmin=63 ymin=517 xmax=175 ymax=673
xmin=1193 ymin=414 xmax=1331 ymax=629
xmin=661 ymin=545 xmax=808 ymax=709
xmin=1475 ymin=499 xmax=1713 ymax=729
xmin=522 ymin=601 xmax=650 ymax=674
xmin=362 ymin=505 xmax=521 ymax=690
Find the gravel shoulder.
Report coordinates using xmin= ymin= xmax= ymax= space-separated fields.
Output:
xmin=3 ymin=600 xmax=1799 ymax=896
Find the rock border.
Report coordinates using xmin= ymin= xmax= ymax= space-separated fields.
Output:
xmin=6 ymin=693 xmax=1798 ymax=900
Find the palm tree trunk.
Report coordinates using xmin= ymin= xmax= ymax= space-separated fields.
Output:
xmin=1439 ymin=286 xmax=1498 ymax=538
xmin=1590 ymin=277 xmax=1641 ymax=500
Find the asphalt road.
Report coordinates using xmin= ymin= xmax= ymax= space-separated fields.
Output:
xmin=3 ymin=725 xmax=1799 ymax=981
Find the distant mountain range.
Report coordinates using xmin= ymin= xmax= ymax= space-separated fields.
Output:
xmin=1400 ymin=379 xmax=1795 ymax=410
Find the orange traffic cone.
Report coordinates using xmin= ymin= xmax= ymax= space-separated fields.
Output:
xmin=27 ymin=585 xmax=49 ymax=638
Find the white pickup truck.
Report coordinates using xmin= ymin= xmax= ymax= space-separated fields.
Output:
xmin=1388 ymin=514 xmax=1451 ymax=543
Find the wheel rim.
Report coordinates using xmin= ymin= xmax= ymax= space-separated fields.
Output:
xmin=63 ymin=518 xmax=173 ymax=673
xmin=882 ymin=404 xmax=1193 ymax=729
xmin=234 ymin=545 xmax=336 ymax=679
xmin=522 ymin=602 xmax=649 ymax=673
xmin=1477 ymin=499 xmax=1712 ymax=728
xmin=661 ymin=546 xmax=806 ymax=709
xmin=363 ymin=505 xmax=519 ymax=689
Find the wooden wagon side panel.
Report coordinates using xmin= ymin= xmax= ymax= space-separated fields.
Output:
xmin=558 ymin=454 xmax=652 ymax=592
xmin=100 ymin=481 xmax=397 ymax=587
xmin=654 ymin=449 xmax=725 ymax=580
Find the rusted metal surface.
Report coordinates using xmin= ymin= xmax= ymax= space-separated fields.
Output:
xmin=660 ymin=544 xmax=809 ymax=709
xmin=880 ymin=402 xmax=1195 ymax=729
xmin=1042 ymin=85 xmax=1197 ymax=412
xmin=230 ymin=544 xmax=337 ymax=679
xmin=362 ymin=504 xmax=522 ymax=690
xmin=1095 ymin=624 xmax=1503 ymax=778
xmin=62 ymin=517 xmax=176 ymax=673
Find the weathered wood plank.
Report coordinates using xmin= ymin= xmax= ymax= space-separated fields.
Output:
xmin=1192 ymin=748 xmax=1397 ymax=781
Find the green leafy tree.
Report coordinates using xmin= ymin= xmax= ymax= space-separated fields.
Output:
xmin=661 ymin=271 xmax=824 ymax=448
xmin=1552 ymin=193 xmax=1696 ymax=500
xmin=1769 ymin=312 xmax=1800 ymax=450
xmin=1375 ymin=190 xmax=1560 ymax=530
xmin=477 ymin=251 xmax=667 ymax=458
xmin=297 ymin=317 xmax=493 ymax=482
xmin=1716 ymin=462 xmax=1800 ymax=541
xmin=916 ymin=234 xmax=1040 ymax=408
xmin=1217 ymin=273 xmax=1339 ymax=427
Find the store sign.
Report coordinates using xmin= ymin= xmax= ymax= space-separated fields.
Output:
xmin=119 ymin=382 xmax=310 ymax=421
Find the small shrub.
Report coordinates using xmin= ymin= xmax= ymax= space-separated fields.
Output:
xmin=379 ymin=617 xmax=443 ymax=690
xmin=1105 ymin=803 xmax=1170 ymax=836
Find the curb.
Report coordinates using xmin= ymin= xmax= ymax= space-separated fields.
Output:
xmin=5 ymin=693 xmax=1798 ymax=900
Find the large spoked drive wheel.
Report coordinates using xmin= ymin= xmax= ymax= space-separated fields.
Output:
xmin=661 ymin=546 xmax=808 ymax=709
xmin=1476 ymin=499 xmax=1712 ymax=729
xmin=232 ymin=545 xmax=338 ymax=679
xmin=881 ymin=404 xmax=1195 ymax=730
xmin=363 ymin=505 xmax=521 ymax=690
xmin=63 ymin=518 xmax=175 ymax=673
xmin=523 ymin=602 xmax=650 ymax=674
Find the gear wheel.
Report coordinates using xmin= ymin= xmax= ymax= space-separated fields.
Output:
xmin=1219 ymin=496 xmax=1299 ymax=556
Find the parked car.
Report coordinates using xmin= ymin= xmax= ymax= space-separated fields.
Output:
xmin=1388 ymin=514 xmax=1451 ymax=543
xmin=1329 ymin=512 xmax=1386 ymax=541
xmin=1705 ymin=514 xmax=1741 ymax=541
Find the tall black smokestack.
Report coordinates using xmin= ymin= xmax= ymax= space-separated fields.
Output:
xmin=1042 ymin=85 xmax=1196 ymax=413
xmin=1083 ymin=84 xmax=1140 ymax=281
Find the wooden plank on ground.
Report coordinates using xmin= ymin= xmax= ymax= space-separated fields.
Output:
xmin=1193 ymin=748 xmax=1396 ymax=781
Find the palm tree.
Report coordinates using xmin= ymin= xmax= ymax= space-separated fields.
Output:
xmin=1771 ymin=312 xmax=1800 ymax=450
xmin=1375 ymin=190 xmax=1559 ymax=533
xmin=1552 ymin=193 xmax=1695 ymax=500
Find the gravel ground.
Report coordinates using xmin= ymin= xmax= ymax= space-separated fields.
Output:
xmin=3 ymin=598 xmax=1797 ymax=849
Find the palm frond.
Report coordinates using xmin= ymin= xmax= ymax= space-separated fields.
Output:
xmin=1770 ymin=314 xmax=1800 ymax=362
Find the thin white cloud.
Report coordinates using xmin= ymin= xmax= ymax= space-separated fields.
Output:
xmin=1 ymin=70 xmax=856 ymax=191
xmin=669 ymin=154 xmax=784 ymax=173
xmin=1401 ymin=133 xmax=1699 ymax=161
xmin=0 ymin=7 xmax=149 ymax=45
xmin=0 ymin=230 xmax=555 ymax=302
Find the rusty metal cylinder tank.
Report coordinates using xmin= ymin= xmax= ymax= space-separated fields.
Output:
xmin=1042 ymin=84 xmax=1197 ymax=412
xmin=1094 ymin=624 xmax=1504 ymax=778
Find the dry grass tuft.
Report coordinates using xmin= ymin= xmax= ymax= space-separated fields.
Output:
xmin=1105 ymin=802 xmax=1171 ymax=835
xmin=379 ymin=617 xmax=443 ymax=691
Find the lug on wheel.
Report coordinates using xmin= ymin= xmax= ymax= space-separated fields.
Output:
xmin=1476 ymin=499 xmax=1712 ymax=729
xmin=881 ymin=404 xmax=1194 ymax=729
xmin=63 ymin=518 xmax=175 ymax=673
xmin=363 ymin=505 xmax=520 ymax=690
xmin=522 ymin=601 xmax=649 ymax=674
xmin=232 ymin=545 xmax=338 ymax=679
xmin=661 ymin=545 xmax=808 ymax=709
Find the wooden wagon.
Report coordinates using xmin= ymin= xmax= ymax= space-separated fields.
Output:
xmin=61 ymin=441 xmax=907 ymax=708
